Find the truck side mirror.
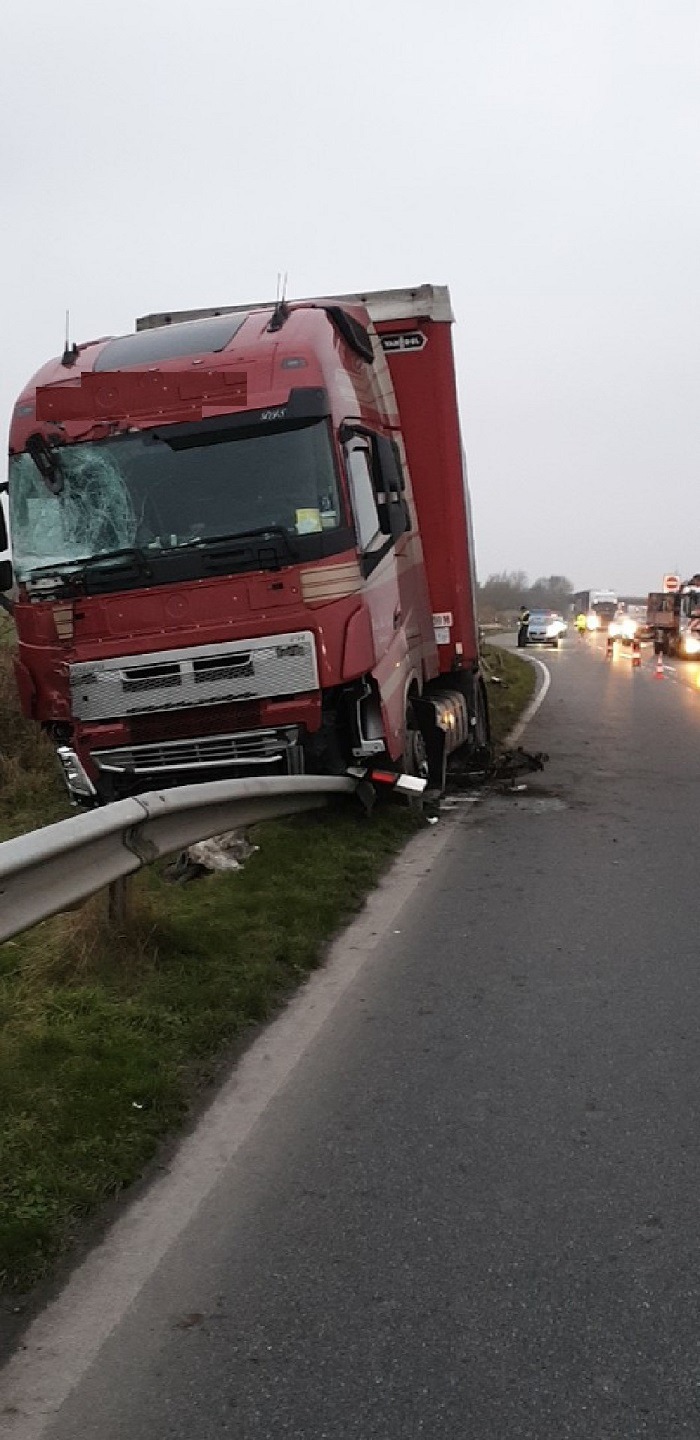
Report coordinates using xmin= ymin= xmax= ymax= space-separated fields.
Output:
xmin=0 ymin=559 xmax=14 ymax=592
xmin=390 ymin=500 xmax=410 ymax=540
xmin=374 ymin=435 xmax=402 ymax=494
xmin=390 ymin=438 xmax=406 ymax=491
xmin=374 ymin=435 xmax=410 ymax=539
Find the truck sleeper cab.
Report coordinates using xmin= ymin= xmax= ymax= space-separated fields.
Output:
xmin=5 ymin=287 xmax=488 ymax=804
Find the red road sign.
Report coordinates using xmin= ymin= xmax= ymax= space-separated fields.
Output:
xmin=663 ymin=574 xmax=681 ymax=592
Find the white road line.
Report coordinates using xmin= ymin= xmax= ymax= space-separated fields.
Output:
xmin=1 ymin=654 xmax=552 ymax=1434
xmin=508 ymin=657 xmax=551 ymax=746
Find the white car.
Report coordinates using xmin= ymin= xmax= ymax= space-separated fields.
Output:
xmin=527 ymin=610 xmax=566 ymax=647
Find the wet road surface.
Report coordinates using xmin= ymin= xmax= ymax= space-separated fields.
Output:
xmin=5 ymin=633 xmax=700 ymax=1438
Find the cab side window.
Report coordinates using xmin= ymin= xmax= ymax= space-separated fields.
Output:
xmin=344 ymin=427 xmax=411 ymax=554
xmin=345 ymin=442 xmax=383 ymax=553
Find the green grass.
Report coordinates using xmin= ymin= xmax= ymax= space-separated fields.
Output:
xmin=0 ymin=614 xmax=70 ymax=840
xmin=0 ymin=628 xmax=536 ymax=1294
xmin=482 ymin=642 xmax=537 ymax=744
xmin=0 ymin=802 xmax=423 ymax=1292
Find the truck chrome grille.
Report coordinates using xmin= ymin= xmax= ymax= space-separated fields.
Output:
xmin=69 ymin=631 xmax=318 ymax=722
xmin=93 ymin=727 xmax=300 ymax=774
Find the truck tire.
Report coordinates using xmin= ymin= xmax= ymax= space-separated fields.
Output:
xmin=403 ymin=702 xmax=429 ymax=782
xmin=472 ymin=677 xmax=490 ymax=752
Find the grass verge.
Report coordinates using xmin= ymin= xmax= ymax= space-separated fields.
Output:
xmin=0 ymin=617 xmax=69 ymax=841
xmin=0 ymin=628 xmax=535 ymax=1295
xmin=482 ymin=641 xmax=537 ymax=744
xmin=0 ymin=803 xmax=421 ymax=1295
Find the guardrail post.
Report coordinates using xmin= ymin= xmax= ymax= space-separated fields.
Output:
xmin=108 ymin=876 xmax=129 ymax=927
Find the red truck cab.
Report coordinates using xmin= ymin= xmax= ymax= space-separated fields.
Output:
xmin=5 ymin=286 xmax=487 ymax=803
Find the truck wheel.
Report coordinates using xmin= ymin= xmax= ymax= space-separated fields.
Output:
xmin=403 ymin=703 xmax=429 ymax=781
xmin=472 ymin=679 xmax=491 ymax=752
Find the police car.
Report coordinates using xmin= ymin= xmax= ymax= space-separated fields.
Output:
xmin=527 ymin=610 xmax=566 ymax=648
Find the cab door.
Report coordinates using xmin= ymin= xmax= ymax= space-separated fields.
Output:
xmin=344 ymin=434 xmax=408 ymax=758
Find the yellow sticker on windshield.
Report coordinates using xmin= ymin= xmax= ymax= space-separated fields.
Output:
xmin=295 ymin=508 xmax=322 ymax=534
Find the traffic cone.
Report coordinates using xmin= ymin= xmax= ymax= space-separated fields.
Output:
xmin=606 ymin=633 xmax=614 ymax=660
xmin=655 ymin=651 xmax=664 ymax=679
xmin=632 ymin=639 xmax=641 ymax=668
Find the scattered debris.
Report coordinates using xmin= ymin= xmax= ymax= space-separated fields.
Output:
xmin=165 ymin=830 xmax=259 ymax=882
xmin=490 ymin=746 xmax=548 ymax=781
xmin=448 ymin=744 xmax=548 ymax=793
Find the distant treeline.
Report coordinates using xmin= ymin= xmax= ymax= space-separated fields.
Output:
xmin=478 ymin=571 xmax=574 ymax=622
xmin=479 ymin=572 xmax=648 ymax=623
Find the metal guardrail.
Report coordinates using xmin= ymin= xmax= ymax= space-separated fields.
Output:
xmin=0 ymin=776 xmax=359 ymax=944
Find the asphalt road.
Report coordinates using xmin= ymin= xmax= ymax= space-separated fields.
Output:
xmin=6 ymin=631 xmax=700 ymax=1438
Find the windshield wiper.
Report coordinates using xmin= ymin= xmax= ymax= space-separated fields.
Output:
xmin=29 ymin=547 xmax=155 ymax=582
xmin=77 ymin=547 xmax=154 ymax=574
xmin=176 ymin=526 xmax=299 ymax=561
xmin=26 ymin=433 xmax=64 ymax=495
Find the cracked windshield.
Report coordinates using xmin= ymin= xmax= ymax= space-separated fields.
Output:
xmin=9 ymin=417 xmax=342 ymax=579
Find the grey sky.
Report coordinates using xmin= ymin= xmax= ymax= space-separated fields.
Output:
xmin=2 ymin=0 xmax=698 ymax=595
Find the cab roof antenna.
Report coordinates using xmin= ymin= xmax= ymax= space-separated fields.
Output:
xmin=268 ymin=270 xmax=290 ymax=332
xmin=61 ymin=309 xmax=79 ymax=368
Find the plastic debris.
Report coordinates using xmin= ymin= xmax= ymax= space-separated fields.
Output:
xmin=166 ymin=830 xmax=259 ymax=881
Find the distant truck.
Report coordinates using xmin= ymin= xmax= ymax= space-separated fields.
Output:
xmin=647 ymin=576 xmax=700 ymax=657
xmin=571 ymin=588 xmax=618 ymax=631
xmin=1 ymin=284 xmax=489 ymax=804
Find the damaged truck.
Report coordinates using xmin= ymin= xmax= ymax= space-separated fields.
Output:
xmin=1 ymin=285 xmax=490 ymax=805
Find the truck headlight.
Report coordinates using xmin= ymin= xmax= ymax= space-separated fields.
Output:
xmin=56 ymin=746 xmax=97 ymax=801
xmin=683 ymin=634 xmax=700 ymax=656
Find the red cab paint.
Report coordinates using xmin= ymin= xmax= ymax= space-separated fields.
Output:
xmin=6 ymin=287 xmax=487 ymax=802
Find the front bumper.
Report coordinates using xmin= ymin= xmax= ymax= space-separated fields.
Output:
xmin=94 ymin=725 xmax=304 ymax=782
xmin=528 ymin=631 xmax=561 ymax=644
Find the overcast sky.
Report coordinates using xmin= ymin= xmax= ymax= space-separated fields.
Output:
xmin=2 ymin=0 xmax=699 ymax=595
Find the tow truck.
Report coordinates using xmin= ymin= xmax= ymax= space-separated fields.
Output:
xmin=647 ymin=577 xmax=700 ymax=658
